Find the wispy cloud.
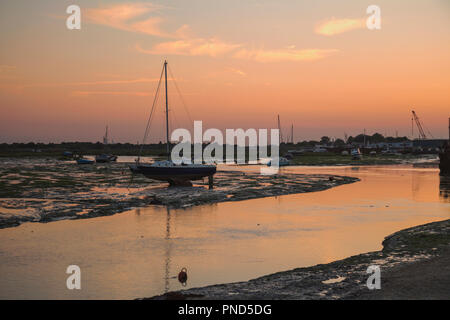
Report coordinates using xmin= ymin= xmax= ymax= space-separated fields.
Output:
xmin=228 ymin=68 xmax=247 ymax=76
xmin=136 ymin=38 xmax=242 ymax=57
xmin=85 ymin=3 xmax=338 ymax=63
xmin=233 ymin=48 xmax=339 ymax=62
xmin=85 ymin=3 xmax=171 ymax=37
xmin=315 ymin=18 xmax=365 ymax=36
xmin=71 ymin=91 xmax=152 ymax=97
xmin=22 ymin=78 xmax=161 ymax=88
xmin=137 ymin=42 xmax=337 ymax=63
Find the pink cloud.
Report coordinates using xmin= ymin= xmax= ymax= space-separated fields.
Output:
xmin=136 ymin=38 xmax=242 ymax=57
xmin=315 ymin=18 xmax=366 ymax=36
xmin=233 ymin=48 xmax=339 ymax=62
xmin=85 ymin=3 xmax=170 ymax=37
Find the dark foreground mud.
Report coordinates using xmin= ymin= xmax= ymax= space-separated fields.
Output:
xmin=0 ymin=158 xmax=358 ymax=229
xmin=146 ymin=219 xmax=450 ymax=300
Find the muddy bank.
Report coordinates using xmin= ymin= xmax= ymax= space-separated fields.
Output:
xmin=0 ymin=158 xmax=358 ymax=229
xmin=147 ymin=219 xmax=450 ymax=300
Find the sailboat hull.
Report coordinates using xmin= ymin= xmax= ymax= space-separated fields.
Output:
xmin=96 ymin=154 xmax=118 ymax=163
xmin=129 ymin=164 xmax=216 ymax=182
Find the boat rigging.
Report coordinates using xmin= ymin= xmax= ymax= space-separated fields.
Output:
xmin=129 ymin=61 xmax=216 ymax=186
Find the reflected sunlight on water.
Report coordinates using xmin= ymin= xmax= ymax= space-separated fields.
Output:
xmin=0 ymin=165 xmax=449 ymax=299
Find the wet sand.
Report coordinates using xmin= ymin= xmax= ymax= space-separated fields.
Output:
xmin=148 ymin=219 xmax=450 ymax=300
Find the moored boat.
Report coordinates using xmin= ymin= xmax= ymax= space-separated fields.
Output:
xmin=95 ymin=154 xmax=118 ymax=163
xmin=129 ymin=61 xmax=217 ymax=185
xmin=129 ymin=160 xmax=216 ymax=184
xmin=77 ymin=158 xmax=94 ymax=165
xmin=96 ymin=126 xmax=117 ymax=163
xmin=267 ymin=157 xmax=290 ymax=167
xmin=438 ymin=118 xmax=450 ymax=176
xmin=351 ymin=148 xmax=362 ymax=160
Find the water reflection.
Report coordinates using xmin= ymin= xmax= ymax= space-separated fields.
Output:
xmin=439 ymin=176 xmax=450 ymax=202
xmin=164 ymin=208 xmax=172 ymax=293
xmin=1 ymin=165 xmax=449 ymax=299
xmin=160 ymin=207 xmax=189 ymax=292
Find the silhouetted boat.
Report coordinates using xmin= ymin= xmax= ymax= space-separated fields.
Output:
xmin=95 ymin=154 xmax=118 ymax=163
xmin=129 ymin=61 xmax=216 ymax=184
xmin=130 ymin=160 xmax=216 ymax=183
xmin=95 ymin=126 xmax=117 ymax=163
xmin=77 ymin=158 xmax=94 ymax=165
xmin=438 ymin=118 xmax=450 ymax=176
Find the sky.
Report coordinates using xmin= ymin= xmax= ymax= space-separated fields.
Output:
xmin=0 ymin=0 xmax=449 ymax=143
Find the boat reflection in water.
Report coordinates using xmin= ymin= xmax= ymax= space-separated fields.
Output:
xmin=164 ymin=207 xmax=173 ymax=293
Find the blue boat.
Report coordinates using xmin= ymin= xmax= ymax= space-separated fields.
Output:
xmin=129 ymin=61 xmax=216 ymax=184
xmin=77 ymin=158 xmax=94 ymax=165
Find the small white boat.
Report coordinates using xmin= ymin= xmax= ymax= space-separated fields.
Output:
xmin=351 ymin=148 xmax=362 ymax=160
xmin=95 ymin=154 xmax=117 ymax=163
xmin=267 ymin=157 xmax=290 ymax=167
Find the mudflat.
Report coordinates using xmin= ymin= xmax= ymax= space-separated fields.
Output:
xmin=0 ymin=158 xmax=358 ymax=229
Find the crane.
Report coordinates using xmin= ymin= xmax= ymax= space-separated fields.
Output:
xmin=411 ymin=110 xmax=427 ymax=140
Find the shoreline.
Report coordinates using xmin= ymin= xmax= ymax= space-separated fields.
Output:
xmin=146 ymin=219 xmax=450 ymax=300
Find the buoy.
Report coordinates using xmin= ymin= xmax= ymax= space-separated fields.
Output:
xmin=178 ymin=267 xmax=188 ymax=284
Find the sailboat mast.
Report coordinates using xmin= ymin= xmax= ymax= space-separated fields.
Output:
xmin=277 ymin=115 xmax=282 ymax=144
xmin=291 ymin=124 xmax=293 ymax=144
xmin=164 ymin=60 xmax=170 ymax=160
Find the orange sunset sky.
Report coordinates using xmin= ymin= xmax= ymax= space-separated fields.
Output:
xmin=0 ymin=0 xmax=449 ymax=143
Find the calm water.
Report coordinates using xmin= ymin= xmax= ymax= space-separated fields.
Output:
xmin=0 ymin=165 xmax=449 ymax=299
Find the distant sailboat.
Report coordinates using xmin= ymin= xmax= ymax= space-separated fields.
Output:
xmin=96 ymin=126 xmax=118 ymax=163
xmin=129 ymin=61 xmax=216 ymax=185
xmin=351 ymin=148 xmax=362 ymax=160
xmin=267 ymin=114 xmax=290 ymax=166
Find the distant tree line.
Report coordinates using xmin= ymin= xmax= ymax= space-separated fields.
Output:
xmin=0 ymin=133 xmax=411 ymax=157
xmin=288 ymin=133 xmax=410 ymax=147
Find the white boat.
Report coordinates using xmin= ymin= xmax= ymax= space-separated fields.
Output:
xmin=351 ymin=148 xmax=362 ymax=160
xmin=96 ymin=126 xmax=117 ymax=163
xmin=267 ymin=157 xmax=290 ymax=167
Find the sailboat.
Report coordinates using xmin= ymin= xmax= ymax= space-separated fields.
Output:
xmin=129 ymin=61 xmax=216 ymax=185
xmin=267 ymin=115 xmax=290 ymax=166
xmin=95 ymin=126 xmax=118 ymax=163
xmin=351 ymin=148 xmax=362 ymax=160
